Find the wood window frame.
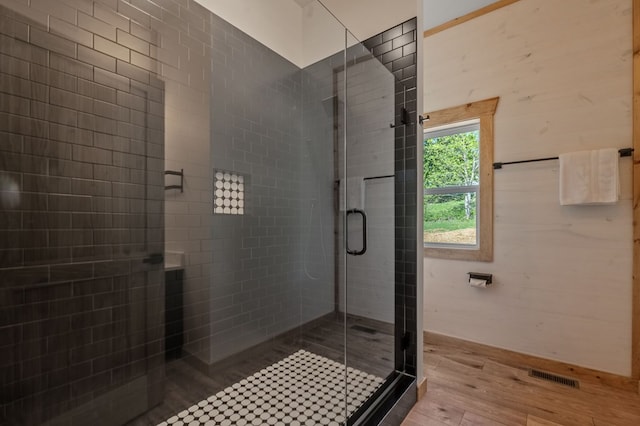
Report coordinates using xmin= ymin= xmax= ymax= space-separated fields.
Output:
xmin=422 ymin=97 xmax=498 ymax=262
xmin=632 ymin=0 xmax=640 ymax=381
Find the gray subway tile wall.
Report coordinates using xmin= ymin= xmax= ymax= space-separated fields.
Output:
xmin=208 ymin=13 xmax=336 ymax=363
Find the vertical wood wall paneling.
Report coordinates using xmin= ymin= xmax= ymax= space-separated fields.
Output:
xmin=632 ymin=0 xmax=640 ymax=380
xmin=423 ymin=0 xmax=633 ymax=376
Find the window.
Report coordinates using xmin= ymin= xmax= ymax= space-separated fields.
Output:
xmin=423 ymin=97 xmax=498 ymax=261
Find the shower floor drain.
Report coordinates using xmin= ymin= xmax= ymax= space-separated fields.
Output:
xmin=350 ymin=325 xmax=377 ymax=334
xmin=158 ymin=350 xmax=384 ymax=426
xmin=528 ymin=369 xmax=579 ymax=388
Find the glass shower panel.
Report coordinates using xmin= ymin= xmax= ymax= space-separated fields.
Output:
xmin=0 ymin=0 xmax=409 ymax=423
xmin=0 ymin=3 xmax=165 ymax=425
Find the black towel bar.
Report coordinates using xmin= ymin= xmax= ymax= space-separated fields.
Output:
xmin=493 ymin=148 xmax=634 ymax=170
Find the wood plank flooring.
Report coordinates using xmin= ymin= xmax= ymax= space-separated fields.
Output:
xmin=403 ymin=339 xmax=640 ymax=426
xmin=128 ymin=315 xmax=394 ymax=425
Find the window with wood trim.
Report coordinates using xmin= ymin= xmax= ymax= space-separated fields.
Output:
xmin=423 ymin=97 xmax=498 ymax=261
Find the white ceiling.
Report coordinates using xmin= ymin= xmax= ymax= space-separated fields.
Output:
xmin=423 ymin=0 xmax=498 ymax=30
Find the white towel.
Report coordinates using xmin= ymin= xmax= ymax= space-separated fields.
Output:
xmin=559 ymin=148 xmax=619 ymax=205
xmin=339 ymin=177 xmax=365 ymax=211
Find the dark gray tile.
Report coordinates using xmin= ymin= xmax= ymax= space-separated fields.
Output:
xmin=130 ymin=50 xmax=159 ymax=73
xmin=94 ymin=67 xmax=131 ymax=92
xmin=30 ymin=27 xmax=77 ymax=59
xmin=129 ymin=0 xmax=162 ymax=20
xmin=0 ymin=92 xmax=30 ymax=116
xmin=372 ymin=40 xmax=393 ymax=57
xmin=78 ymin=11 xmax=116 ymax=42
xmin=94 ymin=2 xmax=130 ymax=32
xmin=0 ymin=52 xmax=30 ymax=79
xmin=117 ymin=0 xmax=152 ymax=29
xmin=392 ymin=54 xmax=415 ymax=72
xmin=50 ymin=16 xmax=93 ymax=48
xmin=49 ymin=230 xmax=93 ymax=247
xmin=71 ymin=245 xmax=113 ymax=262
xmin=0 ymin=249 xmax=23 ymax=268
xmin=392 ymin=31 xmax=414 ymax=50
xmin=402 ymin=41 xmax=416 ymax=56
xmin=117 ymin=29 xmax=150 ymax=55
xmin=382 ymin=47 xmax=403 ymax=64
xmin=95 ymin=35 xmax=130 ymax=62
xmin=24 ymin=248 xmax=73 ymax=266
xmin=0 ymin=266 xmax=49 ymax=287
xmin=23 ymin=174 xmax=72 ymax=194
xmin=31 ymin=0 xmax=77 ymax=25
xmin=94 ymin=260 xmax=131 ymax=277
xmin=1 ymin=73 xmax=48 ymax=102
xmin=116 ymin=59 xmax=150 ymax=84
xmin=72 ymin=277 xmax=113 ymax=296
xmin=382 ymin=24 xmax=403 ymax=42
xmin=0 ymin=12 xmax=29 ymax=41
xmin=402 ymin=19 xmax=417 ymax=34
xmin=49 ymin=123 xmax=94 ymax=146
xmin=0 ymin=34 xmax=48 ymax=66
xmin=0 ymin=152 xmax=48 ymax=174
xmin=47 ymin=194 xmax=93 ymax=212
xmin=77 ymin=45 xmax=117 ymax=72
xmin=50 ymin=87 xmax=94 ymax=112
xmin=50 ymin=53 xmax=94 ymax=80
xmin=78 ymin=78 xmax=118 ymax=104
xmin=70 ymin=308 xmax=112 ymax=330
xmin=31 ymin=102 xmax=79 ymax=127
xmin=50 ymin=263 xmax=94 ymax=283
xmin=71 ymin=179 xmax=113 ymax=197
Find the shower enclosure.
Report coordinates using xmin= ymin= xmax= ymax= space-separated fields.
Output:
xmin=0 ymin=0 xmax=418 ymax=424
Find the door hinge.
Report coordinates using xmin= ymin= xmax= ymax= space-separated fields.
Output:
xmin=401 ymin=332 xmax=411 ymax=351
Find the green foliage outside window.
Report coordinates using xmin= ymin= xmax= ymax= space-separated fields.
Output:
xmin=423 ymin=130 xmax=479 ymax=242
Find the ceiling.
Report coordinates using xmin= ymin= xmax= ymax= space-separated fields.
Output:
xmin=423 ymin=0 xmax=498 ymax=30
xmin=294 ymin=0 xmax=498 ymax=32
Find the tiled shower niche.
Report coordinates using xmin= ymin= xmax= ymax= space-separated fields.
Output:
xmin=213 ymin=170 xmax=245 ymax=215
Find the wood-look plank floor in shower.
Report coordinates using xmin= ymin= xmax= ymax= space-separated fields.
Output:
xmin=128 ymin=314 xmax=394 ymax=425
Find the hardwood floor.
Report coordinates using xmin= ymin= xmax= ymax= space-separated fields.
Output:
xmin=403 ymin=339 xmax=640 ymax=426
xmin=128 ymin=314 xmax=394 ymax=425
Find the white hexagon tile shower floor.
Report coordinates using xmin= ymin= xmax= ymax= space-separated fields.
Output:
xmin=158 ymin=350 xmax=384 ymax=426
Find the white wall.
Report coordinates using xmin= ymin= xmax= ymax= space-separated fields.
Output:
xmin=321 ymin=0 xmax=417 ymax=42
xmin=194 ymin=0 xmax=304 ymax=66
xmin=194 ymin=0 xmax=417 ymax=67
xmin=423 ymin=0 xmax=633 ymax=376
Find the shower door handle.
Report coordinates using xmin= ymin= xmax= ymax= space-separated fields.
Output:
xmin=346 ymin=209 xmax=367 ymax=256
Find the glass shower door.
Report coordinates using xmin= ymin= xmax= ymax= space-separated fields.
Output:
xmin=337 ymin=31 xmax=401 ymax=423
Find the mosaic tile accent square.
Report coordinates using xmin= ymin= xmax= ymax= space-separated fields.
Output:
xmin=158 ymin=350 xmax=384 ymax=426
xmin=214 ymin=170 xmax=245 ymax=215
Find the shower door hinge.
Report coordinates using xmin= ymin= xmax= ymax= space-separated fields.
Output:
xmin=401 ymin=332 xmax=411 ymax=351
xmin=390 ymin=107 xmax=409 ymax=128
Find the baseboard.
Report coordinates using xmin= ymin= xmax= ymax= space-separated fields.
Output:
xmin=416 ymin=377 xmax=427 ymax=400
xmin=424 ymin=331 xmax=639 ymax=394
